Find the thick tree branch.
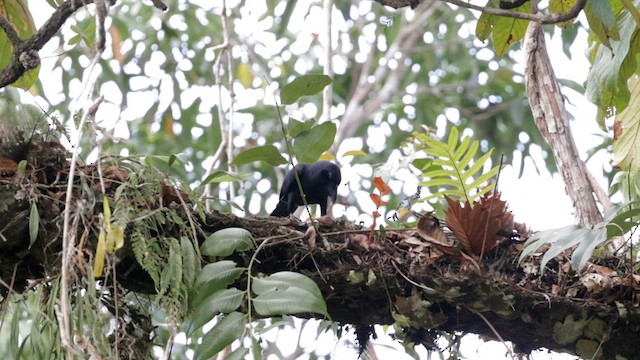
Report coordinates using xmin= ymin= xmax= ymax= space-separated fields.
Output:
xmin=0 ymin=0 xmax=94 ymax=88
xmin=375 ymin=0 xmax=586 ymax=25
xmin=524 ymin=20 xmax=603 ymax=227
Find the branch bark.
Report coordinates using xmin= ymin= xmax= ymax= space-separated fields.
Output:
xmin=374 ymin=0 xmax=586 ymax=25
xmin=523 ymin=21 xmax=604 ymax=228
xmin=1 ymin=145 xmax=639 ymax=359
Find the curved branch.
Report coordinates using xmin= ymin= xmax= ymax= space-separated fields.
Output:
xmin=375 ymin=0 xmax=586 ymax=25
xmin=0 ymin=0 xmax=94 ymax=88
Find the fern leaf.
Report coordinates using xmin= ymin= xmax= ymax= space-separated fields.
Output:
xmin=416 ymin=128 xmax=499 ymax=204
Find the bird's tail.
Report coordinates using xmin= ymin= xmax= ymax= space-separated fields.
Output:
xmin=270 ymin=201 xmax=289 ymax=216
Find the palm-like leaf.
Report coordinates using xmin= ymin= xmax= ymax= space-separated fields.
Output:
xmin=414 ymin=128 xmax=499 ymax=203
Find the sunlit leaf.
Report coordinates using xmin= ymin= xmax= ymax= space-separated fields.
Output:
xmin=292 ymin=122 xmax=337 ymax=163
xmin=190 ymin=288 xmax=245 ymax=332
xmin=93 ymin=229 xmax=107 ymax=277
xmin=200 ymin=228 xmax=254 ymax=257
xmin=280 ymin=74 xmax=332 ymax=105
xmin=232 ymin=145 xmax=288 ymax=166
xmin=252 ymin=271 xmax=328 ymax=317
xmin=287 ymin=118 xmax=315 ymax=137
xmin=194 ymin=312 xmax=247 ymax=360
xmin=0 ymin=0 xmax=39 ymax=89
xmin=613 ymin=75 xmax=640 ymax=171
xmin=190 ymin=260 xmax=246 ymax=309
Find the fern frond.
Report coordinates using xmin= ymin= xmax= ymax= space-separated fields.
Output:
xmin=415 ymin=127 xmax=499 ymax=203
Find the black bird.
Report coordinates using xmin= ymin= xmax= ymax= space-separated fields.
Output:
xmin=271 ymin=161 xmax=341 ymax=217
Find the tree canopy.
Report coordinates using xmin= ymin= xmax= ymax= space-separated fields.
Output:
xmin=1 ymin=0 xmax=640 ymax=359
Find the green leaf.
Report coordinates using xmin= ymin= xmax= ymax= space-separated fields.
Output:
xmin=549 ymin=0 xmax=577 ymax=28
xmin=232 ymin=145 xmax=288 ymax=166
xmin=190 ymin=288 xmax=245 ymax=332
xmin=280 ymin=74 xmax=332 ymax=105
xmin=28 ymin=202 xmax=39 ymax=248
xmin=200 ymin=170 xmax=249 ymax=186
xmin=287 ymin=118 xmax=315 ymax=137
xmin=181 ymin=236 xmax=199 ymax=288
xmin=584 ymin=0 xmax=619 ymax=47
xmin=491 ymin=2 xmax=530 ymax=57
xmin=0 ymin=0 xmax=39 ymax=89
xmin=191 ymin=260 xmax=246 ymax=309
xmin=417 ymin=127 xmax=498 ymax=204
xmin=586 ymin=9 xmax=640 ymax=117
xmin=475 ymin=11 xmax=493 ymax=41
xmin=613 ymin=75 xmax=640 ymax=171
xmin=292 ymin=121 xmax=337 ymax=163
xmin=252 ymin=271 xmax=328 ymax=317
xmin=225 ymin=347 xmax=250 ymax=360
xmin=200 ymin=228 xmax=254 ymax=257
xmin=194 ymin=312 xmax=247 ymax=360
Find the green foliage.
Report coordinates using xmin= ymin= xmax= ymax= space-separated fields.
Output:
xmin=291 ymin=121 xmax=337 ymax=163
xmin=585 ymin=0 xmax=637 ymax=122
xmin=476 ymin=0 xmax=530 ymax=57
xmin=194 ymin=312 xmax=247 ymax=360
xmin=0 ymin=0 xmax=39 ymax=89
xmin=520 ymin=205 xmax=640 ymax=273
xmin=613 ymin=75 xmax=640 ymax=171
xmin=200 ymin=227 xmax=254 ymax=257
xmin=252 ymin=272 xmax=329 ymax=317
xmin=411 ymin=127 xmax=499 ymax=204
xmin=232 ymin=145 xmax=288 ymax=166
xmin=188 ymin=229 xmax=329 ymax=358
xmin=280 ymin=74 xmax=332 ymax=105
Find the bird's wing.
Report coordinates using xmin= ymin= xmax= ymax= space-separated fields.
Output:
xmin=279 ymin=164 xmax=306 ymax=200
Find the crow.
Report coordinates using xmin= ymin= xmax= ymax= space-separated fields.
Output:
xmin=270 ymin=161 xmax=341 ymax=217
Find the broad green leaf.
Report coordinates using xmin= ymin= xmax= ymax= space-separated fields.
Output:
xmin=225 ymin=347 xmax=250 ymax=360
xmin=586 ymin=9 xmax=640 ymax=117
xmin=253 ymin=286 xmax=328 ymax=317
xmin=287 ymin=118 xmax=315 ymax=137
xmin=280 ymin=74 xmax=332 ymax=105
xmin=191 ymin=261 xmax=246 ymax=308
xmin=190 ymin=288 xmax=245 ymax=332
xmin=181 ymin=236 xmax=199 ymax=288
xmin=613 ymin=75 xmax=640 ymax=171
xmin=584 ymin=0 xmax=619 ymax=47
xmin=549 ymin=0 xmax=577 ymax=28
xmin=194 ymin=312 xmax=247 ymax=360
xmin=252 ymin=271 xmax=328 ymax=317
xmin=232 ymin=145 xmax=288 ymax=166
xmin=292 ymin=121 xmax=337 ymax=163
xmin=491 ymin=2 xmax=530 ymax=57
xmin=475 ymin=11 xmax=493 ymax=41
xmin=0 ymin=0 xmax=39 ymax=89
xmin=200 ymin=170 xmax=249 ymax=186
xmin=200 ymin=227 xmax=254 ymax=257
xmin=28 ymin=202 xmax=38 ymax=247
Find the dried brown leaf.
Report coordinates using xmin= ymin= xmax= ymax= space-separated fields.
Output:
xmin=416 ymin=212 xmax=453 ymax=247
xmin=444 ymin=192 xmax=513 ymax=256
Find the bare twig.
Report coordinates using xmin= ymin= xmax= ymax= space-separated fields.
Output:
xmin=322 ymin=0 xmax=334 ymax=124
